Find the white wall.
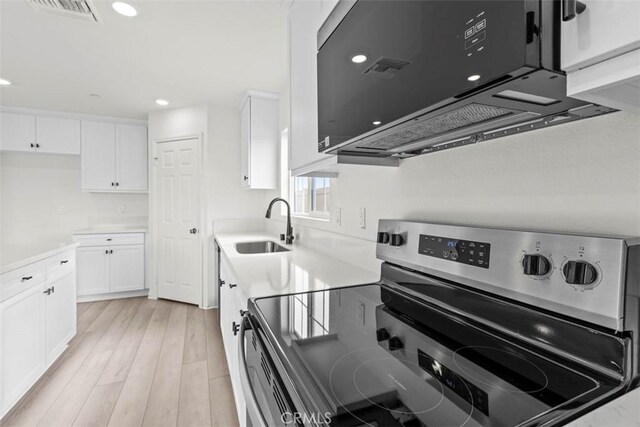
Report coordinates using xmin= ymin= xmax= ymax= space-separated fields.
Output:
xmin=268 ymin=111 xmax=640 ymax=242
xmin=148 ymin=105 xmax=266 ymax=307
xmin=0 ymin=152 xmax=148 ymax=253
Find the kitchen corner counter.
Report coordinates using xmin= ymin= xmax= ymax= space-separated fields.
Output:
xmin=1 ymin=241 xmax=79 ymax=274
xmin=214 ymin=232 xmax=380 ymax=299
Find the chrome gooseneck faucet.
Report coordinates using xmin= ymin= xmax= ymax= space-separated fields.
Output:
xmin=265 ymin=197 xmax=294 ymax=244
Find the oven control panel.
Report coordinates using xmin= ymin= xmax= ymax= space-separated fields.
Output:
xmin=376 ymin=220 xmax=632 ymax=331
xmin=418 ymin=234 xmax=491 ymax=269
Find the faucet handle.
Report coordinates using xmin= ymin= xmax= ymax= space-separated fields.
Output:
xmin=280 ymin=234 xmax=285 ymax=241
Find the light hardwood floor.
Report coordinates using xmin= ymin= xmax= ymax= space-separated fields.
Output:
xmin=1 ymin=297 xmax=240 ymax=427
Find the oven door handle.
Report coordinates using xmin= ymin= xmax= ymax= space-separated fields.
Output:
xmin=239 ymin=315 xmax=268 ymax=427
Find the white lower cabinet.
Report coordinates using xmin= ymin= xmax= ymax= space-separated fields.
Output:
xmin=219 ymin=254 xmax=247 ymax=427
xmin=75 ymin=233 xmax=145 ymax=299
xmin=45 ymin=271 xmax=77 ymax=364
xmin=0 ymin=247 xmax=76 ymax=418
xmin=0 ymin=285 xmax=46 ymax=416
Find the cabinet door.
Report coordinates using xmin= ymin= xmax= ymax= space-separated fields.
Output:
xmin=36 ymin=116 xmax=81 ymax=155
xmin=0 ymin=112 xmax=36 ymax=152
xmin=45 ymin=272 xmax=76 ymax=364
xmin=289 ymin=0 xmax=333 ymax=172
xmin=116 ymin=124 xmax=148 ymax=191
xmin=0 ymin=284 xmax=46 ymax=414
xmin=109 ymin=245 xmax=144 ymax=292
xmin=248 ymin=96 xmax=279 ymax=189
xmin=81 ymin=121 xmax=116 ymax=191
xmin=561 ymin=0 xmax=640 ymax=72
xmin=76 ymin=246 xmax=110 ymax=296
xmin=240 ymin=98 xmax=251 ymax=188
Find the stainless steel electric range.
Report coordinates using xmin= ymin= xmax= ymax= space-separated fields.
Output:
xmin=239 ymin=220 xmax=640 ymax=427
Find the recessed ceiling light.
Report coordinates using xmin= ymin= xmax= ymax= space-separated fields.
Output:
xmin=0 ymin=78 xmax=12 ymax=86
xmin=112 ymin=2 xmax=138 ymax=17
xmin=467 ymin=74 xmax=481 ymax=82
xmin=155 ymin=99 xmax=169 ymax=106
xmin=351 ymin=54 xmax=367 ymax=64
xmin=372 ymin=120 xmax=382 ymax=126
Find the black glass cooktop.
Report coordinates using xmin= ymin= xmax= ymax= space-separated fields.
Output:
xmin=253 ymin=283 xmax=619 ymax=427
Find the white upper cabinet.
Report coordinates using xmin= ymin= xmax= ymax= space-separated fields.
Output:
xmin=81 ymin=121 xmax=147 ymax=192
xmin=116 ymin=124 xmax=148 ymax=191
xmin=36 ymin=116 xmax=81 ymax=155
xmin=0 ymin=113 xmax=36 ymax=152
xmin=81 ymin=121 xmax=117 ymax=191
xmin=0 ymin=112 xmax=80 ymax=154
xmin=562 ymin=0 xmax=640 ymax=111
xmin=240 ymin=91 xmax=279 ymax=190
xmin=289 ymin=0 xmax=333 ymax=174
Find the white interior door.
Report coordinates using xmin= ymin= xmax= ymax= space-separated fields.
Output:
xmin=156 ymin=138 xmax=202 ymax=305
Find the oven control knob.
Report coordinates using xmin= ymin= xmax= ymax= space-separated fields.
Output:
xmin=388 ymin=336 xmax=404 ymax=351
xmin=390 ymin=234 xmax=404 ymax=247
xmin=376 ymin=328 xmax=390 ymax=342
xmin=377 ymin=232 xmax=390 ymax=244
xmin=522 ymin=254 xmax=551 ymax=276
xmin=563 ymin=261 xmax=597 ymax=286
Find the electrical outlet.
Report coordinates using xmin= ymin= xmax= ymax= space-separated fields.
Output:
xmin=119 ymin=204 xmax=125 ymax=214
xmin=358 ymin=207 xmax=366 ymax=229
xmin=58 ymin=206 xmax=66 ymax=215
xmin=333 ymin=207 xmax=341 ymax=226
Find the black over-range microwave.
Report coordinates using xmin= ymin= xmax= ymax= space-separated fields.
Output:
xmin=316 ymin=0 xmax=614 ymax=159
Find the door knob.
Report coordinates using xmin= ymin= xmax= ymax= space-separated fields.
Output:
xmin=189 ymin=228 xmax=198 ymax=234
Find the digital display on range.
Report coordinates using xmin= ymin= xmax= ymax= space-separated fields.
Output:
xmin=418 ymin=234 xmax=491 ymax=269
xmin=418 ymin=349 xmax=489 ymax=416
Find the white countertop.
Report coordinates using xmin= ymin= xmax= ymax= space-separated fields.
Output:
xmin=1 ymin=241 xmax=79 ymax=274
xmin=74 ymin=224 xmax=148 ymax=235
xmin=214 ymin=232 xmax=380 ymax=299
xmin=567 ymin=388 xmax=640 ymax=427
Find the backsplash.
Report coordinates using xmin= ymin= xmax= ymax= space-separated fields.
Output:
xmin=0 ymin=152 xmax=148 ymax=251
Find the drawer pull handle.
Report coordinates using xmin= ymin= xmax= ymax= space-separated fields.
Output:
xmin=239 ymin=309 xmax=248 ymax=317
xmin=229 ymin=283 xmax=237 ymax=289
xmin=232 ymin=321 xmax=240 ymax=336
xmin=22 ymin=276 xmax=33 ymax=281
xmin=44 ymin=288 xmax=51 ymax=295
xmin=106 ymin=238 xmax=112 ymax=241
xmin=60 ymin=260 xmax=69 ymax=264
xmin=51 ymin=286 xmax=55 ymax=293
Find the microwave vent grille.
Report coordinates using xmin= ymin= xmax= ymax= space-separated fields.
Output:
xmin=356 ymin=103 xmax=515 ymax=150
xmin=363 ymin=57 xmax=410 ymax=79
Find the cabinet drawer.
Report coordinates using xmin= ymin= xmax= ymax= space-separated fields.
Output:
xmin=46 ymin=250 xmax=76 ymax=282
xmin=1 ymin=262 xmax=46 ymax=303
xmin=74 ymin=233 xmax=144 ymax=247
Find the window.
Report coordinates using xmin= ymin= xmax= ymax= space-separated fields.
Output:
xmin=280 ymin=128 xmax=331 ymax=220
xmin=291 ymin=177 xmax=331 ymax=219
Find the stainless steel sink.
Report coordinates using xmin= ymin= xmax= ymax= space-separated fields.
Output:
xmin=235 ymin=241 xmax=290 ymax=254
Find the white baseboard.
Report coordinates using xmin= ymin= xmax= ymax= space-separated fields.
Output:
xmin=77 ymin=289 xmax=149 ymax=303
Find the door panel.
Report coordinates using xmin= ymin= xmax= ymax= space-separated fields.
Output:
xmin=561 ymin=0 xmax=640 ymax=71
xmin=157 ymin=138 xmax=201 ymax=305
xmin=1 ymin=285 xmax=46 ymax=412
xmin=110 ymin=245 xmax=145 ymax=292
xmin=76 ymin=247 xmax=110 ymax=296
xmin=45 ymin=272 xmax=76 ymax=364
xmin=36 ymin=116 xmax=81 ymax=155
xmin=116 ymin=124 xmax=148 ymax=191
xmin=81 ymin=121 xmax=116 ymax=191
xmin=0 ymin=112 xmax=36 ymax=152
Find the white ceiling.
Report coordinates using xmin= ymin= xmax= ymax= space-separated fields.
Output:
xmin=0 ymin=0 xmax=288 ymax=119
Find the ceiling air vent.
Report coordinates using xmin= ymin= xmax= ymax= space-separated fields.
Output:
xmin=28 ymin=0 xmax=101 ymax=23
